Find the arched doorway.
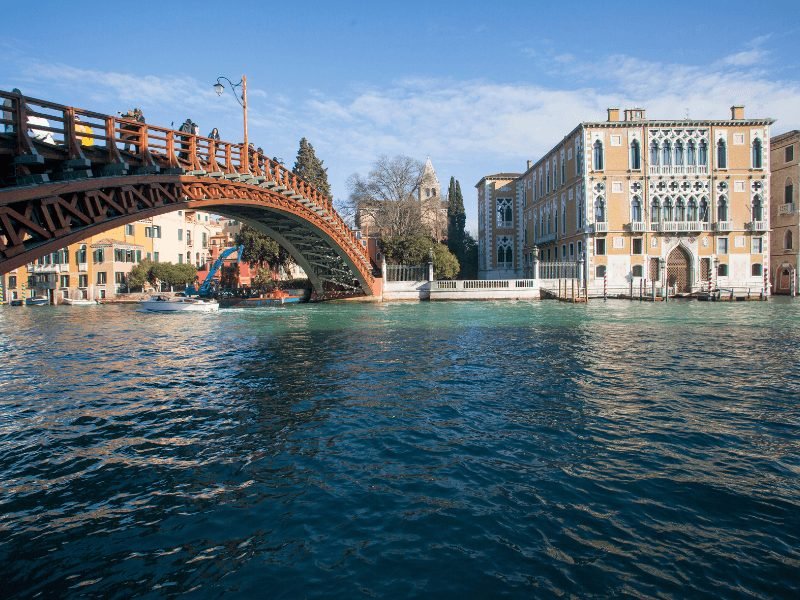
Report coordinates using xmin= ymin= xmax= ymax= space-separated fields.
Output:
xmin=667 ymin=245 xmax=692 ymax=292
xmin=778 ymin=266 xmax=793 ymax=294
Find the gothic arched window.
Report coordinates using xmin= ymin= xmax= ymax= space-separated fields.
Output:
xmin=593 ymin=140 xmax=604 ymax=170
xmin=662 ymin=141 xmax=672 ymax=166
xmin=786 ymin=229 xmax=794 ymax=250
xmin=717 ymin=195 xmax=728 ymax=222
xmin=650 ymin=141 xmax=660 ymax=166
xmin=631 ymin=196 xmax=642 ymax=222
xmin=687 ymin=140 xmax=696 ymax=165
xmin=687 ymin=197 xmax=698 ymax=221
xmin=674 ymin=141 xmax=684 ymax=165
xmin=698 ymin=140 xmax=708 ymax=165
xmin=663 ymin=198 xmax=674 ymax=222
xmin=786 ymin=178 xmax=795 ymax=204
xmin=651 ymin=198 xmax=661 ymax=224
xmin=752 ymin=195 xmax=763 ymax=221
xmin=630 ymin=140 xmax=641 ymax=170
xmin=595 ymin=197 xmax=606 ymax=222
xmin=752 ymin=138 xmax=763 ymax=169
xmin=676 ymin=197 xmax=686 ymax=221
xmin=699 ymin=197 xmax=709 ymax=222
xmin=717 ymin=138 xmax=727 ymax=169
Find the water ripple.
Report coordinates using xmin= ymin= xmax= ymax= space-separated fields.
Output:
xmin=0 ymin=300 xmax=799 ymax=597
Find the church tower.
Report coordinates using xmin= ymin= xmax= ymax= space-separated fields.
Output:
xmin=418 ymin=157 xmax=447 ymax=241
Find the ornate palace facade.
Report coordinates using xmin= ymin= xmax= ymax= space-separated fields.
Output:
xmin=478 ymin=106 xmax=774 ymax=293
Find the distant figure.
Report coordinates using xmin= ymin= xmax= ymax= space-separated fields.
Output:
xmin=27 ymin=114 xmax=55 ymax=144
xmin=74 ymin=115 xmax=93 ymax=147
xmin=208 ymin=127 xmax=220 ymax=141
xmin=120 ymin=107 xmax=144 ymax=152
xmin=178 ymin=118 xmax=193 ymax=159
xmin=192 ymin=121 xmax=200 ymax=136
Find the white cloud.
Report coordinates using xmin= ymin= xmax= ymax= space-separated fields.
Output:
xmin=8 ymin=44 xmax=800 ymax=236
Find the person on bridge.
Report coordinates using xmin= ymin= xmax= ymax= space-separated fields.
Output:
xmin=178 ymin=118 xmax=193 ymax=159
xmin=120 ymin=108 xmax=144 ymax=152
xmin=208 ymin=127 xmax=220 ymax=141
xmin=74 ymin=115 xmax=93 ymax=147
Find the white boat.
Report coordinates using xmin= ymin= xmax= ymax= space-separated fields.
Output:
xmin=25 ymin=296 xmax=49 ymax=306
xmin=140 ymin=295 xmax=219 ymax=313
xmin=62 ymin=298 xmax=99 ymax=306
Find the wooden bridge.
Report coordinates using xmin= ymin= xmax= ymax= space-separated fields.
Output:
xmin=0 ymin=90 xmax=380 ymax=298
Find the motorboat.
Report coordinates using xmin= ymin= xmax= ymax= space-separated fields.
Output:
xmin=62 ymin=297 xmax=99 ymax=306
xmin=25 ymin=296 xmax=49 ymax=306
xmin=140 ymin=295 xmax=219 ymax=313
xmin=9 ymin=299 xmax=24 ymax=306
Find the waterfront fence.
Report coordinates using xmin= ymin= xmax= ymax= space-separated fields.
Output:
xmin=539 ymin=261 xmax=579 ymax=280
xmin=386 ymin=264 xmax=428 ymax=282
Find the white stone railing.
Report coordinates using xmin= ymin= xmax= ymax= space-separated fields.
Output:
xmin=656 ymin=221 xmax=710 ymax=233
xmin=715 ymin=221 xmax=733 ymax=231
xmin=747 ymin=221 xmax=769 ymax=232
xmin=590 ymin=222 xmax=608 ymax=233
xmin=430 ymin=279 xmax=537 ymax=291
xmin=629 ymin=222 xmax=648 ymax=232
xmin=648 ymin=165 xmax=708 ymax=176
xmin=778 ymin=203 xmax=795 ymax=215
xmin=537 ymin=232 xmax=556 ymax=243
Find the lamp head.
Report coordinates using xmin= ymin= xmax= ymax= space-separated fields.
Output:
xmin=213 ymin=82 xmax=225 ymax=96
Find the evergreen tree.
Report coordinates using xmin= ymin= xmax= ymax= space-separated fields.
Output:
xmin=446 ymin=177 xmax=467 ymax=273
xmin=293 ymin=137 xmax=331 ymax=198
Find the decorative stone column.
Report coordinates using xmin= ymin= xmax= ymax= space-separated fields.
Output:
xmin=532 ymin=245 xmax=539 ymax=279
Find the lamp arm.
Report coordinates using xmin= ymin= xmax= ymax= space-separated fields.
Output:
xmin=215 ymin=76 xmax=244 ymax=107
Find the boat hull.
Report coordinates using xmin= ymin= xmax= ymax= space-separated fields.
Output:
xmin=25 ymin=297 xmax=49 ymax=306
xmin=140 ymin=297 xmax=219 ymax=313
xmin=62 ymin=298 xmax=98 ymax=306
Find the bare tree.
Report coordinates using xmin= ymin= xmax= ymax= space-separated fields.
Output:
xmin=346 ymin=155 xmax=425 ymax=239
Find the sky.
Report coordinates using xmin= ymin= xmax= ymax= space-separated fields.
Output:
xmin=2 ymin=0 xmax=800 ymax=234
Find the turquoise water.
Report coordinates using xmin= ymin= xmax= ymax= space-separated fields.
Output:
xmin=0 ymin=300 xmax=799 ymax=597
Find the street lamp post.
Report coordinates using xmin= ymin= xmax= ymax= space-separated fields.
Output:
xmin=213 ymin=75 xmax=249 ymax=172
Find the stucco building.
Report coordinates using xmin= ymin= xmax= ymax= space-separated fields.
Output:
xmin=769 ymin=130 xmax=798 ymax=294
xmin=478 ymin=106 xmax=774 ymax=294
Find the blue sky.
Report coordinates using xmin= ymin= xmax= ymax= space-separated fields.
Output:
xmin=2 ymin=0 xmax=799 ymax=233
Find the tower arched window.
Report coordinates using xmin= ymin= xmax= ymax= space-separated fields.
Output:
xmin=717 ymin=138 xmax=727 ymax=169
xmin=717 ymin=195 xmax=728 ymax=222
xmin=674 ymin=141 xmax=684 ymax=165
xmin=687 ymin=140 xmax=696 ymax=165
xmin=595 ymin=197 xmax=606 ymax=222
xmin=662 ymin=141 xmax=672 ymax=166
xmin=631 ymin=196 xmax=642 ymax=222
xmin=687 ymin=197 xmax=698 ymax=221
xmin=593 ymin=140 xmax=604 ymax=170
xmin=786 ymin=229 xmax=794 ymax=250
xmin=698 ymin=140 xmax=708 ymax=165
xmin=75 ymin=244 xmax=87 ymax=264
xmin=630 ymin=140 xmax=641 ymax=170
xmin=577 ymin=198 xmax=585 ymax=229
xmin=555 ymin=206 xmax=559 ymax=235
xmin=752 ymin=138 xmax=763 ymax=169
xmin=752 ymin=195 xmax=763 ymax=221
xmin=663 ymin=198 xmax=674 ymax=222
xmin=676 ymin=197 xmax=686 ymax=221
xmin=786 ymin=178 xmax=795 ymax=204
xmin=699 ymin=197 xmax=709 ymax=222
xmin=650 ymin=141 xmax=660 ymax=165
xmin=561 ymin=205 xmax=566 ymax=234
xmin=651 ymin=198 xmax=661 ymax=224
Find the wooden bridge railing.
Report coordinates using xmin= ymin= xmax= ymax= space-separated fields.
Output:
xmin=0 ymin=89 xmax=365 ymax=260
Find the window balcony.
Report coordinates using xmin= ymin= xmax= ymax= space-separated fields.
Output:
xmin=78 ymin=263 xmax=88 ymax=272
xmin=30 ymin=264 xmax=60 ymax=274
xmin=655 ymin=221 xmax=710 ymax=233
xmin=715 ymin=221 xmax=733 ymax=232
xmin=628 ymin=221 xmax=648 ymax=233
xmin=746 ymin=221 xmax=769 ymax=232
xmin=778 ymin=203 xmax=795 ymax=215
xmin=588 ymin=222 xmax=608 ymax=234
xmin=648 ymin=165 xmax=708 ymax=176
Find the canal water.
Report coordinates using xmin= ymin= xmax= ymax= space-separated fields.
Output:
xmin=0 ymin=300 xmax=798 ymax=597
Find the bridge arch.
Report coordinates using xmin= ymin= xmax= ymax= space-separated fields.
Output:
xmin=0 ymin=90 xmax=379 ymax=298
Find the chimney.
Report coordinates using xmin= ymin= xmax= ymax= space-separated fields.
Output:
xmin=731 ymin=105 xmax=745 ymax=120
xmin=527 ymin=160 xmax=533 ymax=169
xmin=607 ymin=108 xmax=620 ymax=122
xmin=624 ymin=108 xmax=646 ymax=122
